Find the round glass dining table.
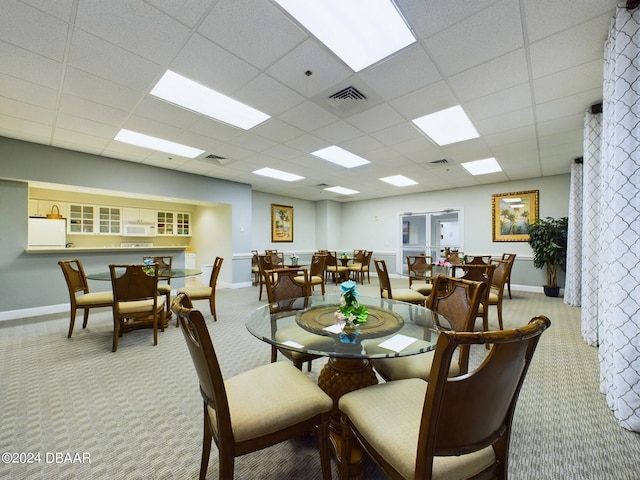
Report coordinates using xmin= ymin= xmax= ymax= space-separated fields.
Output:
xmin=85 ymin=268 xmax=202 ymax=281
xmin=247 ymin=294 xmax=440 ymax=476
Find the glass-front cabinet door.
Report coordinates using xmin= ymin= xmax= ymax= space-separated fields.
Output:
xmin=156 ymin=211 xmax=175 ymax=235
xmin=98 ymin=206 xmax=121 ymax=234
xmin=176 ymin=212 xmax=190 ymax=236
xmin=68 ymin=204 xmax=95 ymax=234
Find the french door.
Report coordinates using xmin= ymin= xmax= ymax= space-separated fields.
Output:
xmin=399 ymin=209 xmax=462 ymax=274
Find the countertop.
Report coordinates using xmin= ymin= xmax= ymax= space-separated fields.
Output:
xmin=25 ymin=245 xmax=188 ymax=254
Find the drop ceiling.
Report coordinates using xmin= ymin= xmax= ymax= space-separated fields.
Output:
xmin=0 ymin=0 xmax=618 ymax=202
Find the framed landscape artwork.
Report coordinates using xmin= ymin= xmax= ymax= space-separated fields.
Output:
xmin=492 ymin=190 xmax=539 ymax=242
xmin=271 ymin=204 xmax=294 ymax=242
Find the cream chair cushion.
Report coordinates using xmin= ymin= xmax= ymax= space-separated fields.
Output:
xmin=339 ymin=379 xmax=495 ymax=480
xmin=178 ymin=286 xmax=212 ymax=298
xmin=76 ymin=291 xmax=113 ymax=307
xmin=156 ymin=284 xmax=171 ymax=294
xmin=365 ymin=338 xmax=460 ymax=381
xmin=410 ymin=283 xmax=433 ymax=296
xmin=209 ymin=362 xmax=332 ymax=442
xmin=382 ymin=288 xmax=426 ymax=304
xmin=117 ymin=296 xmax=165 ymax=314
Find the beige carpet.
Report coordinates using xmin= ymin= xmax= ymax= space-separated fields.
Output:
xmin=1 ymin=278 xmax=639 ymax=479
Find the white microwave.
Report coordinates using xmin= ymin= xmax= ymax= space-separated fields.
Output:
xmin=123 ymin=222 xmax=156 ymax=237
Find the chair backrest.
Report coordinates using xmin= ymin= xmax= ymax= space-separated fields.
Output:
xmin=265 ymin=250 xmax=284 ymax=267
xmin=265 ymin=268 xmax=311 ymax=314
xmin=363 ymin=250 xmax=373 ymax=268
xmin=172 ymin=293 xmax=233 ymax=446
xmin=58 ymin=259 xmax=90 ymax=296
xmin=425 ymin=275 xmax=486 ymax=374
xmin=143 ymin=255 xmax=173 ymax=283
xmin=257 ymin=254 xmax=273 ymax=277
xmin=416 ymin=316 xmax=551 ymax=478
xmin=490 ymin=259 xmax=513 ymax=290
xmin=207 ymin=256 xmax=224 ymax=288
xmin=251 ymin=250 xmax=259 ymax=266
xmin=373 ymin=259 xmax=392 ymax=298
xmin=353 ymin=249 xmax=366 ymax=264
xmin=465 ymin=255 xmax=491 ymax=265
xmin=109 ymin=263 xmax=159 ymax=303
xmin=407 ymin=255 xmax=433 ymax=280
xmin=326 ymin=251 xmax=339 ymax=268
xmin=451 ymin=264 xmax=496 ymax=301
xmin=501 ymin=253 xmax=516 ymax=264
xmin=309 ymin=254 xmax=327 ymax=277
xmin=426 ymin=275 xmax=486 ymax=333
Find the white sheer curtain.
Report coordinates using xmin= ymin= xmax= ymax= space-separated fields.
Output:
xmin=581 ymin=111 xmax=602 ymax=345
xmin=597 ymin=6 xmax=640 ymax=432
xmin=564 ymin=160 xmax=582 ymax=307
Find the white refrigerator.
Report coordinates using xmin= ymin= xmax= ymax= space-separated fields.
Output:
xmin=28 ymin=218 xmax=66 ymax=248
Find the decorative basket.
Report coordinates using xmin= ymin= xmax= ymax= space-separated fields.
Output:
xmin=46 ymin=205 xmax=63 ymax=219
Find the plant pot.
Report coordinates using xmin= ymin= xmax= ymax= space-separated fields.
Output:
xmin=543 ymin=285 xmax=560 ymax=297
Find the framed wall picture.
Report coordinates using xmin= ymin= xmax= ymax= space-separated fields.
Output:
xmin=492 ymin=190 xmax=539 ymax=242
xmin=271 ymin=204 xmax=294 ymax=242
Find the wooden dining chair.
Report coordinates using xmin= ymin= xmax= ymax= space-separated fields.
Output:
xmin=501 ymin=253 xmax=517 ymax=298
xmin=265 ymin=268 xmax=332 ymax=371
xmin=374 ymin=258 xmax=427 ymax=306
xmin=338 ymin=316 xmax=551 ymax=480
xmin=58 ymin=259 xmax=113 ymax=338
xmin=109 ymin=263 xmax=165 ymax=352
xmin=172 ymin=293 xmax=333 ymax=480
xmin=325 ymin=251 xmax=348 ymax=284
xmin=451 ymin=263 xmax=496 ymax=334
xmin=295 ymin=253 xmax=327 ymax=294
xmin=367 ymin=275 xmax=485 ymax=382
xmin=256 ymin=254 xmax=273 ymax=300
xmin=177 ymin=257 xmax=223 ymax=322
xmin=486 ymin=259 xmax=514 ymax=330
xmin=407 ymin=255 xmax=434 ymax=297
xmin=143 ymin=255 xmax=172 ymax=322
xmin=348 ymin=250 xmax=373 ymax=284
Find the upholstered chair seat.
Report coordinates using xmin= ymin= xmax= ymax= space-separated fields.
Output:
xmin=339 ymin=379 xmax=496 ymax=480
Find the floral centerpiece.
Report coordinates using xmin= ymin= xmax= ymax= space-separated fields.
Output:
xmin=334 ymin=280 xmax=368 ymax=331
xmin=289 ymin=253 xmax=299 ymax=265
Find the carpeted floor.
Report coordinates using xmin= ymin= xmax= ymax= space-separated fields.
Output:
xmin=1 ymin=278 xmax=639 ymax=479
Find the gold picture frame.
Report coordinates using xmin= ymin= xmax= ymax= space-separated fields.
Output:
xmin=492 ymin=190 xmax=539 ymax=242
xmin=271 ymin=204 xmax=294 ymax=242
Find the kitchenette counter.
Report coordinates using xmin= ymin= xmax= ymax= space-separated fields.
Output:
xmin=25 ymin=245 xmax=188 ymax=254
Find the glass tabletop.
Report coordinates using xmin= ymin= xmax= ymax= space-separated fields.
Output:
xmin=246 ymin=295 xmax=440 ymax=359
xmin=86 ymin=268 xmax=202 ymax=281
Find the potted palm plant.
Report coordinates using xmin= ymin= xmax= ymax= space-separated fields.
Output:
xmin=527 ymin=216 xmax=568 ymax=297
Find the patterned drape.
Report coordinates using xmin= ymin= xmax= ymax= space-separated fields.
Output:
xmin=597 ymin=7 xmax=640 ymax=432
xmin=581 ymin=112 xmax=602 ymax=345
xmin=564 ymin=161 xmax=582 ymax=306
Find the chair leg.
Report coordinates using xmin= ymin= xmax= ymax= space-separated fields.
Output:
xmin=67 ymin=308 xmax=77 ymax=338
xmin=507 ymin=278 xmax=512 ymax=299
xmin=209 ymin=295 xmax=217 ymax=322
xmin=318 ymin=413 xmax=332 ymax=480
xmin=271 ymin=345 xmax=278 ymax=363
xmin=200 ymin=404 xmax=213 ymax=480
xmin=82 ymin=308 xmax=90 ymax=329
xmin=339 ymin=416 xmax=353 ymax=480
xmin=112 ymin=317 xmax=120 ymax=352
xmin=497 ymin=300 xmax=504 ymax=330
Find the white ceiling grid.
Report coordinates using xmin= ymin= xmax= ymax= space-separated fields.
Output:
xmin=0 ymin=0 xmax=618 ymax=201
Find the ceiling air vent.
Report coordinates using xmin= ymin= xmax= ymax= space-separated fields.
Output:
xmin=329 ymin=86 xmax=367 ymax=101
xmin=202 ymin=153 xmax=232 ymax=166
xmin=423 ymin=158 xmax=450 ymax=169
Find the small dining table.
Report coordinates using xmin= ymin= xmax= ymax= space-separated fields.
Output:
xmin=246 ymin=294 xmax=439 ymax=476
xmin=86 ymin=268 xmax=202 ymax=324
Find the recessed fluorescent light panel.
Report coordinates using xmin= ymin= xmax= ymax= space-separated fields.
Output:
xmin=151 ymin=70 xmax=270 ymax=130
xmin=114 ymin=129 xmax=204 ymax=158
xmin=461 ymin=158 xmax=502 ymax=175
xmin=273 ymin=0 xmax=415 ymax=72
xmin=380 ymin=175 xmax=418 ymax=187
xmin=311 ymin=146 xmax=371 ymax=168
xmin=324 ymin=186 xmax=360 ymax=195
xmin=252 ymin=167 xmax=304 ymax=182
xmin=412 ymin=105 xmax=479 ymax=146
